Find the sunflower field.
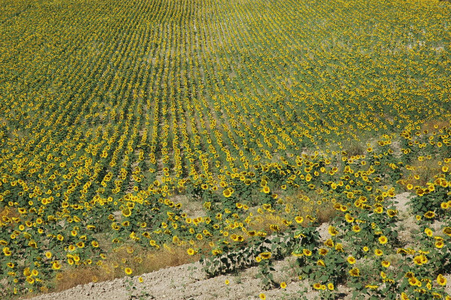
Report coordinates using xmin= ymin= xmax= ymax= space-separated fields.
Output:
xmin=0 ymin=0 xmax=450 ymax=298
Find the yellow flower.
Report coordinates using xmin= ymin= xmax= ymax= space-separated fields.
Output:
xmin=335 ymin=243 xmax=343 ymax=251
xmin=225 ymin=279 xmax=230 ymax=285
xmin=424 ymin=228 xmax=433 ymax=237
xmin=352 ymin=225 xmax=361 ymax=232
xmin=365 ymin=284 xmax=379 ymax=290
xmin=374 ymin=207 xmax=383 ymax=214
xmin=138 ymin=277 xmax=144 ymax=283
xmin=400 ymin=292 xmax=410 ymax=300
xmin=313 ymin=283 xmax=322 ymax=290
xmin=52 ymin=261 xmax=61 ymax=270
xmin=259 ymin=293 xmax=266 ymax=300
xmin=122 ymin=208 xmax=132 ymax=217
xmin=324 ymin=239 xmax=334 ymax=248
xmin=295 ymin=216 xmax=304 ymax=223
xmin=409 ymin=277 xmax=421 ymax=287
xmin=125 ymin=268 xmax=132 ymax=275
xmin=328 ymin=226 xmax=339 ymax=236
xmin=187 ymin=248 xmax=197 ymax=256
xmin=349 ymin=268 xmax=360 ymax=277
xmin=347 ymin=256 xmax=356 ymax=264
xmin=319 ymin=248 xmax=328 ymax=256
xmin=435 ymin=240 xmax=444 ymax=248
xmin=374 ymin=249 xmax=383 ymax=256
xmin=280 ymin=282 xmax=287 ymax=289
xmin=413 ymin=255 xmax=428 ymax=265
xmin=381 ymin=261 xmax=390 ymax=268
xmin=260 ymin=252 xmax=272 ymax=260
xmin=345 ymin=214 xmax=354 ymax=223
xmin=327 ymin=282 xmax=334 ymax=290
xmin=3 ymin=247 xmax=12 ymax=256
xmin=436 ymin=274 xmax=447 ymax=286
xmin=223 ymin=188 xmax=233 ymax=198
xmin=424 ymin=211 xmax=435 ymax=219
xmin=378 ymin=236 xmax=388 ymax=244
xmin=303 ymin=249 xmax=312 ymax=256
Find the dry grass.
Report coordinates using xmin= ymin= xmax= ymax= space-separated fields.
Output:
xmin=35 ymin=243 xmax=202 ymax=296
xmin=420 ymin=119 xmax=450 ymax=133
xmin=315 ymin=204 xmax=337 ymax=224
xmin=247 ymin=213 xmax=290 ymax=234
xmin=399 ymin=157 xmax=451 ymax=189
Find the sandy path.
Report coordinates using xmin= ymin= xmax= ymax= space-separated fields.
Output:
xmin=29 ymin=260 xmax=322 ymax=300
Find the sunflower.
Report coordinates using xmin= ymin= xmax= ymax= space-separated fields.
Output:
xmin=374 ymin=207 xmax=383 ymax=214
xmin=374 ymin=249 xmax=383 ymax=256
xmin=295 ymin=216 xmax=304 ymax=223
xmin=435 ymin=240 xmax=444 ymax=248
xmin=280 ymin=282 xmax=287 ymax=289
xmin=378 ymin=236 xmax=388 ymax=244
xmin=313 ymin=283 xmax=322 ymax=290
xmin=347 ymin=256 xmax=356 ymax=264
xmin=319 ymin=248 xmax=328 ymax=255
xmin=443 ymin=227 xmax=451 ymax=236
xmin=400 ymin=292 xmax=410 ymax=300
xmin=317 ymin=259 xmax=326 ymax=267
xmin=349 ymin=268 xmax=360 ymax=277
xmin=424 ymin=228 xmax=433 ymax=237
xmin=436 ymin=274 xmax=447 ymax=286
xmin=3 ymin=247 xmax=11 ymax=256
xmin=413 ymin=255 xmax=428 ymax=265
xmin=352 ymin=225 xmax=361 ymax=233
xmin=424 ymin=211 xmax=435 ymax=219
xmin=259 ymin=252 xmax=272 ymax=260
xmin=125 ymin=268 xmax=132 ymax=275
xmin=381 ymin=261 xmax=390 ymax=268
xmin=387 ymin=209 xmax=398 ymax=217
xmin=335 ymin=243 xmax=343 ymax=251
xmin=187 ymin=248 xmax=197 ymax=256
xmin=361 ymin=282 xmax=376 ymax=289
xmin=223 ymin=188 xmax=233 ymax=198
xmin=344 ymin=213 xmax=354 ymax=223
xmin=328 ymin=225 xmax=339 ymax=236
xmin=408 ymin=277 xmax=421 ymax=287
xmin=52 ymin=261 xmax=61 ymax=270
xmin=324 ymin=239 xmax=334 ymax=248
